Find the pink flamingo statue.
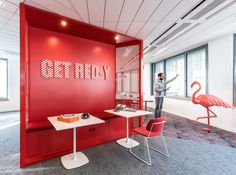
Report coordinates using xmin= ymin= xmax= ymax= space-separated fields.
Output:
xmin=191 ymin=81 xmax=233 ymax=132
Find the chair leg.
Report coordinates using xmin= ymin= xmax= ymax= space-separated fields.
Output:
xmin=129 ymin=135 xmax=152 ymax=166
xmin=145 ymin=137 xmax=152 ymax=165
xmin=148 ymin=133 xmax=169 ymax=157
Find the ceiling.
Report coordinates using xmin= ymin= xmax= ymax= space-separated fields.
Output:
xmin=0 ymin=0 xmax=236 ymax=62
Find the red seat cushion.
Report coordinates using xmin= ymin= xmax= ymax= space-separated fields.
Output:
xmin=133 ymin=117 xmax=166 ymax=137
xmin=90 ymin=112 xmax=119 ymax=120
xmin=26 ymin=120 xmax=53 ymax=133
xmin=133 ymin=127 xmax=160 ymax=137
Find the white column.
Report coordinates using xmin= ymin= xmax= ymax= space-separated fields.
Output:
xmin=73 ymin=127 xmax=76 ymax=160
xmin=126 ymin=118 xmax=129 ymax=143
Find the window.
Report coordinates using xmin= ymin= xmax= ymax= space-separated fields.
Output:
xmin=234 ymin=34 xmax=236 ymax=105
xmin=130 ymin=70 xmax=138 ymax=92
xmin=166 ymin=55 xmax=185 ymax=96
xmin=151 ymin=61 xmax=164 ymax=95
xmin=0 ymin=58 xmax=8 ymax=99
xmin=123 ymin=72 xmax=130 ymax=92
xmin=187 ymin=48 xmax=207 ymax=97
xmin=154 ymin=61 xmax=164 ymax=78
xmin=151 ymin=45 xmax=207 ymax=98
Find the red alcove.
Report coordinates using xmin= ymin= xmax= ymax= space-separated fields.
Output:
xmin=20 ymin=4 xmax=143 ymax=167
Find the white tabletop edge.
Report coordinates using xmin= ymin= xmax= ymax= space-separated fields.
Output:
xmin=104 ymin=109 xmax=152 ymax=118
xmin=48 ymin=114 xmax=105 ymax=131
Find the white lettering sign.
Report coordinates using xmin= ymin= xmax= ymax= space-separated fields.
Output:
xmin=40 ymin=59 xmax=110 ymax=80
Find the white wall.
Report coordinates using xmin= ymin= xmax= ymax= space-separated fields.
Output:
xmin=0 ymin=52 xmax=19 ymax=112
xmin=143 ymin=64 xmax=151 ymax=96
xmin=144 ymin=34 xmax=236 ymax=133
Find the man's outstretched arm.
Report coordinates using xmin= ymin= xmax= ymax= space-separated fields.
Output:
xmin=165 ymin=74 xmax=179 ymax=84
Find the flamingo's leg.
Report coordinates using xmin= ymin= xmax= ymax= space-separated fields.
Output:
xmin=208 ymin=108 xmax=217 ymax=118
xmin=196 ymin=116 xmax=211 ymax=121
xmin=196 ymin=108 xmax=217 ymax=121
xmin=197 ymin=108 xmax=217 ymax=133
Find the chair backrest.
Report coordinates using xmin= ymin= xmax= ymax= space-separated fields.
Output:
xmin=146 ymin=117 xmax=166 ymax=133
xmin=122 ymin=100 xmax=132 ymax=107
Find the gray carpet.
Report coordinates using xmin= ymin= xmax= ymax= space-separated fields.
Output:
xmin=0 ymin=112 xmax=236 ymax=175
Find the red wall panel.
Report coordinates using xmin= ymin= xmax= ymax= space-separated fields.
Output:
xmin=20 ymin=4 xmax=142 ymax=167
xmin=28 ymin=26 xmax=116 ymax=122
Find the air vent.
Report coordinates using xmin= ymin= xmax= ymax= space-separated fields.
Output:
xmin=144 ymin=46 xmax=157 ymax=55
xmin=190 ymin=0 xmax=225 ymax=20
xmin=155 ymin=23 xmax=191 ymax=45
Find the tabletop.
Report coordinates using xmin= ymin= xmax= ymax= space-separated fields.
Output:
xmin=104 ymin=109 xmax=153 ymax=118
xmin=48 ymin=114 xmax=105 ymax=131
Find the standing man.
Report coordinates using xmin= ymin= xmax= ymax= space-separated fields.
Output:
xmin=154 ymin=73 xmax=179 ymax=118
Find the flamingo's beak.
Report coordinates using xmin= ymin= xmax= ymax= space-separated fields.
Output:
xmin=191 ymin=81 xmax=197 ymax=88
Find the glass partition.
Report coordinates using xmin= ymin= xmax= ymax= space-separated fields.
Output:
xmin=116 ymin=45 xmax=139 ymax=107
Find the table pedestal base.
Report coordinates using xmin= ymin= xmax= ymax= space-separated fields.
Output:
xmin=116 ymin=138 xmax=139 ymax=148
xmin=61 ymin=152 xmax=89 ymax=169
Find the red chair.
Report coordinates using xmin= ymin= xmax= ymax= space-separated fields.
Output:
xmin=129 ymin=117 xmax=169 ymax=166
xmin=122 ymin=100 xmax=132 ymax=108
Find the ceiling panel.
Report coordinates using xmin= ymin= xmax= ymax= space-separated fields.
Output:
xmin=0 ymin=33 xmax=19 ymax=40
xmin=144 ymin=3 xmax=236 ymax=62
xmin=54 ymin=0 xmax=74 ymax=12
xmin=1 ymin=28 xmax=19 ymax=37
xmin=142 ymin=21 xmax=173 ymax=47
xmin=55 ymin=0 xmax=86 ymax=22
xmin=116 ymin=21 xmax=132 ymax=34
xmin=69 ymin=0 xmax=89 ymax=23
xmin=28 ymin=0 xmax=81 ymax=21
xmin=0 ymin=0 xmax=18 ymax=13
xmin=118 ymin=0 xmax=143 ymax=21
xmin=89 ymin=21 xmax=103 ymax=28
xmin=126 ymin=21 xmax=145 ymax=37
xmin=104 ymin=21 xmax=117 ymax=31
xmin=116 ymin=0 xmax=143 ymax=33
xmin=1 ymin=0 xmax=235 ymax=56
xmin=126 ymin=0 xmax=162 ymax=36
xmin=165 ymin=0 xmax=202 ymax=21
xmin=10 ymin=14 xmax=18 ymax=22
xmin=0 ymin=40 xmax=18 ymax=46
xmin=25 ymin=0 xmax=49 ymax=11
xmin=0 ymin=15 xmax=8 ymax=25
xmin=150 ymin=0 xmax=182 ymax=21
xmin=0 ymin=8 xmax=12 ymax=18
xmin=2 ymin=25 xmax=18 ymax=33
xmin=135 ymin=0 xmax=182 ymax=39
xmin=132 ymin=0 xmax=162 ymax=22
xmin=0 ymin=38 xmax=18 ymax=45
xmin=87 ymin=0 xmax=105 ymax=27
xmin=135 ymin=21 xmax=159 ymax=39
xmin=143 ymin=0 xmax=202 ymax=46
xmin=141 ymin=0 xmax=196 ymax=47
xmin=7 ymin=19 xmax=18 ymax=28
xmin=6 ymin=0 xmax=19 ymax=6
xmin=104 ymin=0 xmax=124 ymax=31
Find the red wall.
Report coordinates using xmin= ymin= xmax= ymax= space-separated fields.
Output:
xmin=21 ymin=4 xmax=141 ymax=167
xmin=28 ymin=26 xmax=116 ymax=121
xmin=23 ymin=27 xmax=125 ymax=164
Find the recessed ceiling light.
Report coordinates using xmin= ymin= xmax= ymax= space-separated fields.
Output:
xmin=61 ymin=20 xmax=67 ymax=27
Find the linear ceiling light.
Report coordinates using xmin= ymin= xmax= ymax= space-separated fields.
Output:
xmin=152 ymin=47 xmax=168 ymax=57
